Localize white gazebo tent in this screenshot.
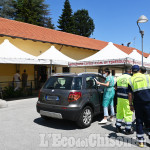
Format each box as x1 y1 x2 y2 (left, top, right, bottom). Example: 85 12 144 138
69 42 130 75
128 49 147 62
146 55 150 63
80 42 128 62
0 39 37 64
69 43 150 74
37 45 76 75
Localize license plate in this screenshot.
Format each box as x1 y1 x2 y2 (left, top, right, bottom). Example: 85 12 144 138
45 96 59 101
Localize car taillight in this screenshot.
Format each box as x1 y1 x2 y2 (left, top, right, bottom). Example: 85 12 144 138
68 92 81 102
38 91 40 99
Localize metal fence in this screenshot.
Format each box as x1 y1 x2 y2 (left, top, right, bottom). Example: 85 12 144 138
0 80 39 100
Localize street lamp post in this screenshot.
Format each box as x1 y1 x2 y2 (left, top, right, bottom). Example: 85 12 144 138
137 15 148 66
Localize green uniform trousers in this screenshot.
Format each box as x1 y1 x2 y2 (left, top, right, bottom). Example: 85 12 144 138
116 98 133 131
116 98 133 122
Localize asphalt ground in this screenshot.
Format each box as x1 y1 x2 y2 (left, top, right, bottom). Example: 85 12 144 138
0 98 150 150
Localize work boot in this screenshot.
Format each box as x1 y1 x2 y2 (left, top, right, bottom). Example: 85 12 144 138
138 142 144 148
116 127 122 133
125 129 134 135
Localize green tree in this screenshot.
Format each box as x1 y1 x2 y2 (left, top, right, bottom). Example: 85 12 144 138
57 0 74 33
0 0 16 19
44 17 55 29
73 9 95 37
14 0 55 28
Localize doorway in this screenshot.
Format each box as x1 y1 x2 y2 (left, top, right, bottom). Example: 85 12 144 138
34 65 47 89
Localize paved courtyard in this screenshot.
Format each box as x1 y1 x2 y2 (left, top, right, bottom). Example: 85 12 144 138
0 98 149 150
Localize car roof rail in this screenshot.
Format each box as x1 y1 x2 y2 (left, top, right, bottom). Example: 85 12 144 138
52 73 77 76
78 72 102 76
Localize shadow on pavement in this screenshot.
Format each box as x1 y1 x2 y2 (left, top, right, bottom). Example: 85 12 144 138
34 113 104 131
101 124 150 148
101 124 116 132
146 142 150 147
34 117 79 130
108 132 138 147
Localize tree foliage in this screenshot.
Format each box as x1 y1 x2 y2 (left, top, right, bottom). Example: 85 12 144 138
57 0 74 33
0 0 54 29
73 9 95 37
58 0 95 37
0 0 16 19
14 0 54 29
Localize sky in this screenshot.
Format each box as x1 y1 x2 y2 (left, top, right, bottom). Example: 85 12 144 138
45 0 150 54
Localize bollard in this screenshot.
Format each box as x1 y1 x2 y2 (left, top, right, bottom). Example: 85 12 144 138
0 99 8 108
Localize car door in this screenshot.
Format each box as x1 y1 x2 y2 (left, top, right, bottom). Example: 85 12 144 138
85 75 101 114
95 75 105 113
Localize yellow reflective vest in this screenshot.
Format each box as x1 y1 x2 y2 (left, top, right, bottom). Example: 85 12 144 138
116 74 131 99
129 73 150 102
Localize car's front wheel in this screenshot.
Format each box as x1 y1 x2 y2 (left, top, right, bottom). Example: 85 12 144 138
77 106 93 128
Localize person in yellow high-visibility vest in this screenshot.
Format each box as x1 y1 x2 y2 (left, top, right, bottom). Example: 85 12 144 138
115 65 134 134
128 65 150 148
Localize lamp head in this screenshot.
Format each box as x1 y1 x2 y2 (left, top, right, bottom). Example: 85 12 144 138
137 15 148 23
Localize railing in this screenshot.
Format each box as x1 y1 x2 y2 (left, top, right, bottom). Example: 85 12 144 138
0 80 40 100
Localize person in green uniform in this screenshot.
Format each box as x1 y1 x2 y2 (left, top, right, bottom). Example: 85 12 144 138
115 65 134 134
95 68 115 124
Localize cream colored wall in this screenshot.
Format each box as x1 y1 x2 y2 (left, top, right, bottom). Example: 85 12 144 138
115 69 123 77
0 64 34 82
0 64 16 81
54 45 97 60
0 37 97 59
0 37 52 56
70 67 98 74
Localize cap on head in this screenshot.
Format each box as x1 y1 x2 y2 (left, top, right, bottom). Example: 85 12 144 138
132 65 140 72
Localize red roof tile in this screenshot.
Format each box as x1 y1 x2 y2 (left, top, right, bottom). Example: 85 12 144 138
0 17 149 58
115 44 149 57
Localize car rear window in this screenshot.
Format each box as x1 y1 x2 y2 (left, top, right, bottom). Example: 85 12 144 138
43 76 73 90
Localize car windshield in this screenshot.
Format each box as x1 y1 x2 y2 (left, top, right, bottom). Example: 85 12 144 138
43 76 73 90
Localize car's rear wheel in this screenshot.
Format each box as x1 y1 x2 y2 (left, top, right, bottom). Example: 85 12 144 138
77 106 93 128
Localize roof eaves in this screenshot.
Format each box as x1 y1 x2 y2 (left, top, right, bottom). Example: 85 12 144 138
0 34 100 51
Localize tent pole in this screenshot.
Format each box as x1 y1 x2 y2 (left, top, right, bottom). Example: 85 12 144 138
50 60 52 76
85 67 86 72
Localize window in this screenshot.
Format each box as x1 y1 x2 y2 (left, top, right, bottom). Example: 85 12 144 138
95 75 105 89
63 67 70 73
95 76 105 83
44 76 73 90
72 77 82 90
86 76 96 89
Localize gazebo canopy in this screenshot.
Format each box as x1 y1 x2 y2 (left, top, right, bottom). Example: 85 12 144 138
146 55 150 63
80 42 128 62
0 39 37 64
37 45 76 65
128 50 147 62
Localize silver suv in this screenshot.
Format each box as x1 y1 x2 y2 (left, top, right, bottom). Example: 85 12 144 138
36 72 105 128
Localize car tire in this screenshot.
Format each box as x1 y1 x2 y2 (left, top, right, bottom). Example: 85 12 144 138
76 106 93 128
41 115 50 120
